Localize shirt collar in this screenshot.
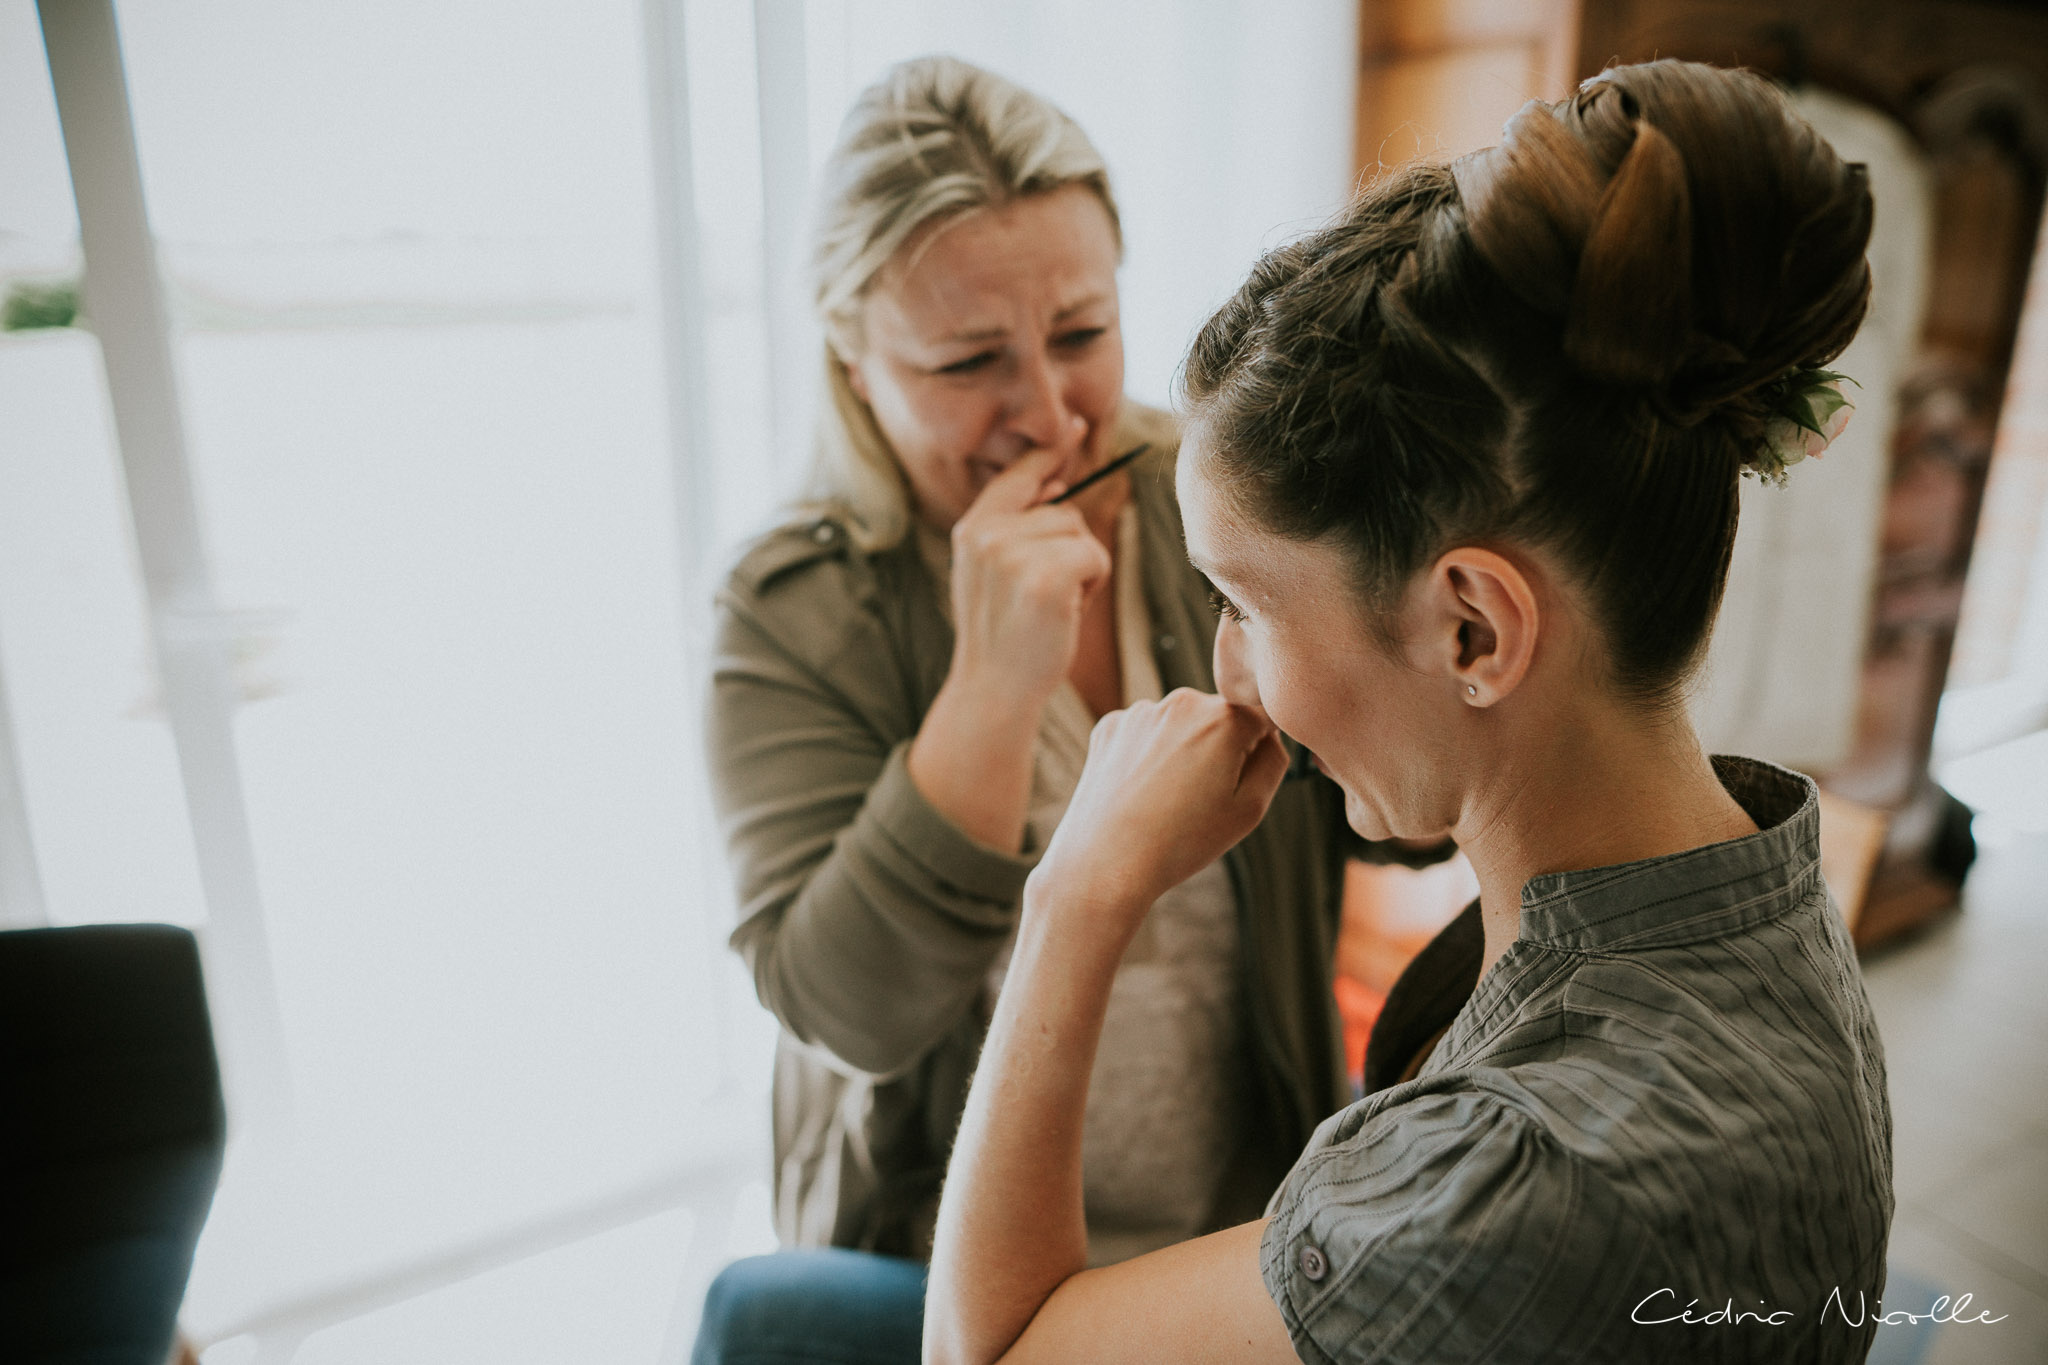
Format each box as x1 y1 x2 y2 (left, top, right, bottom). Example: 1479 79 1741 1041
1514 755 1824 952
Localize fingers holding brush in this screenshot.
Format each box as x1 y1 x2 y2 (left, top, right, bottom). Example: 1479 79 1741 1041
1047 443 1149 505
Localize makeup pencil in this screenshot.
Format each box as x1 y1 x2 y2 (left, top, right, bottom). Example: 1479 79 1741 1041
1048 444 1149 504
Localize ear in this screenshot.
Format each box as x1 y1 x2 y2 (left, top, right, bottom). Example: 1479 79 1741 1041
841 352 872 406
1421 547 1540 707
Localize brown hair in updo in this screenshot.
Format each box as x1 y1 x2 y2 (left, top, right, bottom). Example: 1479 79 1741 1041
1182 59 1872 703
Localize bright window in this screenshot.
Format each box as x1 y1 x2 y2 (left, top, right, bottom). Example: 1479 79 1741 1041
0 1 1360 1354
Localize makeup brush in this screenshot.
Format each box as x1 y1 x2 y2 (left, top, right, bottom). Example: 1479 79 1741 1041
1048 444 1149 504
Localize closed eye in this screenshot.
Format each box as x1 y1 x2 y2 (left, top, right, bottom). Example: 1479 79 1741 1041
1207 585 1245 622
936 351 997 376
1055 327 1106 350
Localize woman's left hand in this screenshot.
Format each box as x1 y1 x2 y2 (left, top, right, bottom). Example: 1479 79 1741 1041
1028 689 1288 935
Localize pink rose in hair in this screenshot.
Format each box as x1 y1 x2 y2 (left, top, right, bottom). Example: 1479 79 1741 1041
1761 376 1854 481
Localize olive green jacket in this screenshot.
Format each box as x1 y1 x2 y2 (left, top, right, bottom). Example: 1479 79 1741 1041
706 405 1354 1258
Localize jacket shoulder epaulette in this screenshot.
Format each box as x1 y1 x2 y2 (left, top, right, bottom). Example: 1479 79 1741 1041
725 514 855 599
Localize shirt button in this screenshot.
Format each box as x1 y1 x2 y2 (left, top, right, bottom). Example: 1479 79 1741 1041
1157 633 1176 653
810 523 835 545
1298 1244 1328 1282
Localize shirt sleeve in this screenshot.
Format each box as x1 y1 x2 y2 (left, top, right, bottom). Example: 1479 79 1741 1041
708 591 1035 1079
1260 1088 1682 1364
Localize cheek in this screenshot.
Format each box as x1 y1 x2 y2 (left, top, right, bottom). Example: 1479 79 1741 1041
865 373 1002 504
1073 347 1125 434
870 374 976 453
1247 629 1349 750
1255 630 1429 826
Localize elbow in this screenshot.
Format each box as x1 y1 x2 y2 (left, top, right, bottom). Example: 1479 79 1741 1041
922 1258 1065 1365
920 1314 1007 1365
828 1031 930 1081
924 1345 993 1365
925 1313 1052 1365
742 929 951 1079
920 1330 959 1365
780 1000 932 1079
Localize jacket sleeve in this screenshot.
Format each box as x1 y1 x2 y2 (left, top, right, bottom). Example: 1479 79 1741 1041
707 592 1033 1079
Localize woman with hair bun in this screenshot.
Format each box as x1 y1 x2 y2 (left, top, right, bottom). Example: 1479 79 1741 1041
924 59 1893 1365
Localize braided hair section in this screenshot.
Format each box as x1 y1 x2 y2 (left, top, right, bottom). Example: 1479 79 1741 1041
1183 59 1873 701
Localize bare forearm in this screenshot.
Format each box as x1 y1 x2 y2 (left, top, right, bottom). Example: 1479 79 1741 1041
907 670 1045 854
924 884 1133 1365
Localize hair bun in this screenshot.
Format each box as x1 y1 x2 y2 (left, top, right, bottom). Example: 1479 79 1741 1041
1565 117 1691 385
1451 62 1872 427
1450 100 1600 319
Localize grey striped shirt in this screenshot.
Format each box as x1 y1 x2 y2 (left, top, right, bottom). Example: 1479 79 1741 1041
1260 757 1893 1363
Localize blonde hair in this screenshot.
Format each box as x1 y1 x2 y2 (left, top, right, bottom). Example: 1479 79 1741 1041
805 55 1121 551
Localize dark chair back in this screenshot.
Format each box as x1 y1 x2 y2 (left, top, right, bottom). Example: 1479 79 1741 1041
0 924 227 1364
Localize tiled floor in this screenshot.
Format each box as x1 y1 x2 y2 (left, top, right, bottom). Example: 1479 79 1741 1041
1862 826 2048 1365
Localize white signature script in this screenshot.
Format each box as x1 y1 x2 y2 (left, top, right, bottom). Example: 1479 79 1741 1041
1632 1287 2008 1327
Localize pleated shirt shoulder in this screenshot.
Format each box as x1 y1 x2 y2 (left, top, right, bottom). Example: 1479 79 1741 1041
1260 756 1894 1365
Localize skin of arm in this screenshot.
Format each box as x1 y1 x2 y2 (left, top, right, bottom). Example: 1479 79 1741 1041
923 689 1302 1365
905 672 1042 856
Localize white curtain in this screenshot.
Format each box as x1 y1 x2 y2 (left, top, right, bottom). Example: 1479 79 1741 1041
1691 87 1933 773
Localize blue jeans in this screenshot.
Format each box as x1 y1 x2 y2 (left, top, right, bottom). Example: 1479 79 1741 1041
691 1249 927 1365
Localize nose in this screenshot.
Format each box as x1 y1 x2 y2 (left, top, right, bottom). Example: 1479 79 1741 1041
1006 350 1084 455
1213 614 1262 710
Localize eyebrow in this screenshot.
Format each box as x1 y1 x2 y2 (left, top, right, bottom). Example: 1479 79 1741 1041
938 294 1111 345
1186 536 1267 600
1185 548 1242 597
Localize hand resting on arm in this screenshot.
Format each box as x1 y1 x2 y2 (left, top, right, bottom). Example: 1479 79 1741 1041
923 688 1302 1365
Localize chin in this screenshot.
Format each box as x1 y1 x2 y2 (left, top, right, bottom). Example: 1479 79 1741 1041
1340 788 1392 843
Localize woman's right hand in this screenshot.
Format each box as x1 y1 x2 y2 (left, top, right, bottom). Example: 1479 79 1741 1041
907 447 1111 854
944 446 1112 707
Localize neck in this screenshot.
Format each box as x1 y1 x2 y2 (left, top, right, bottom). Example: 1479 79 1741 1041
1450 702 1757 983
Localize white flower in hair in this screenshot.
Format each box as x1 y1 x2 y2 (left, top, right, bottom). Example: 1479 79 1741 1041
1752 368 1857 486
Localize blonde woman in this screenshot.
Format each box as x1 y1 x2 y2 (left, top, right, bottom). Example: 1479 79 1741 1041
693 57 1378 1364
